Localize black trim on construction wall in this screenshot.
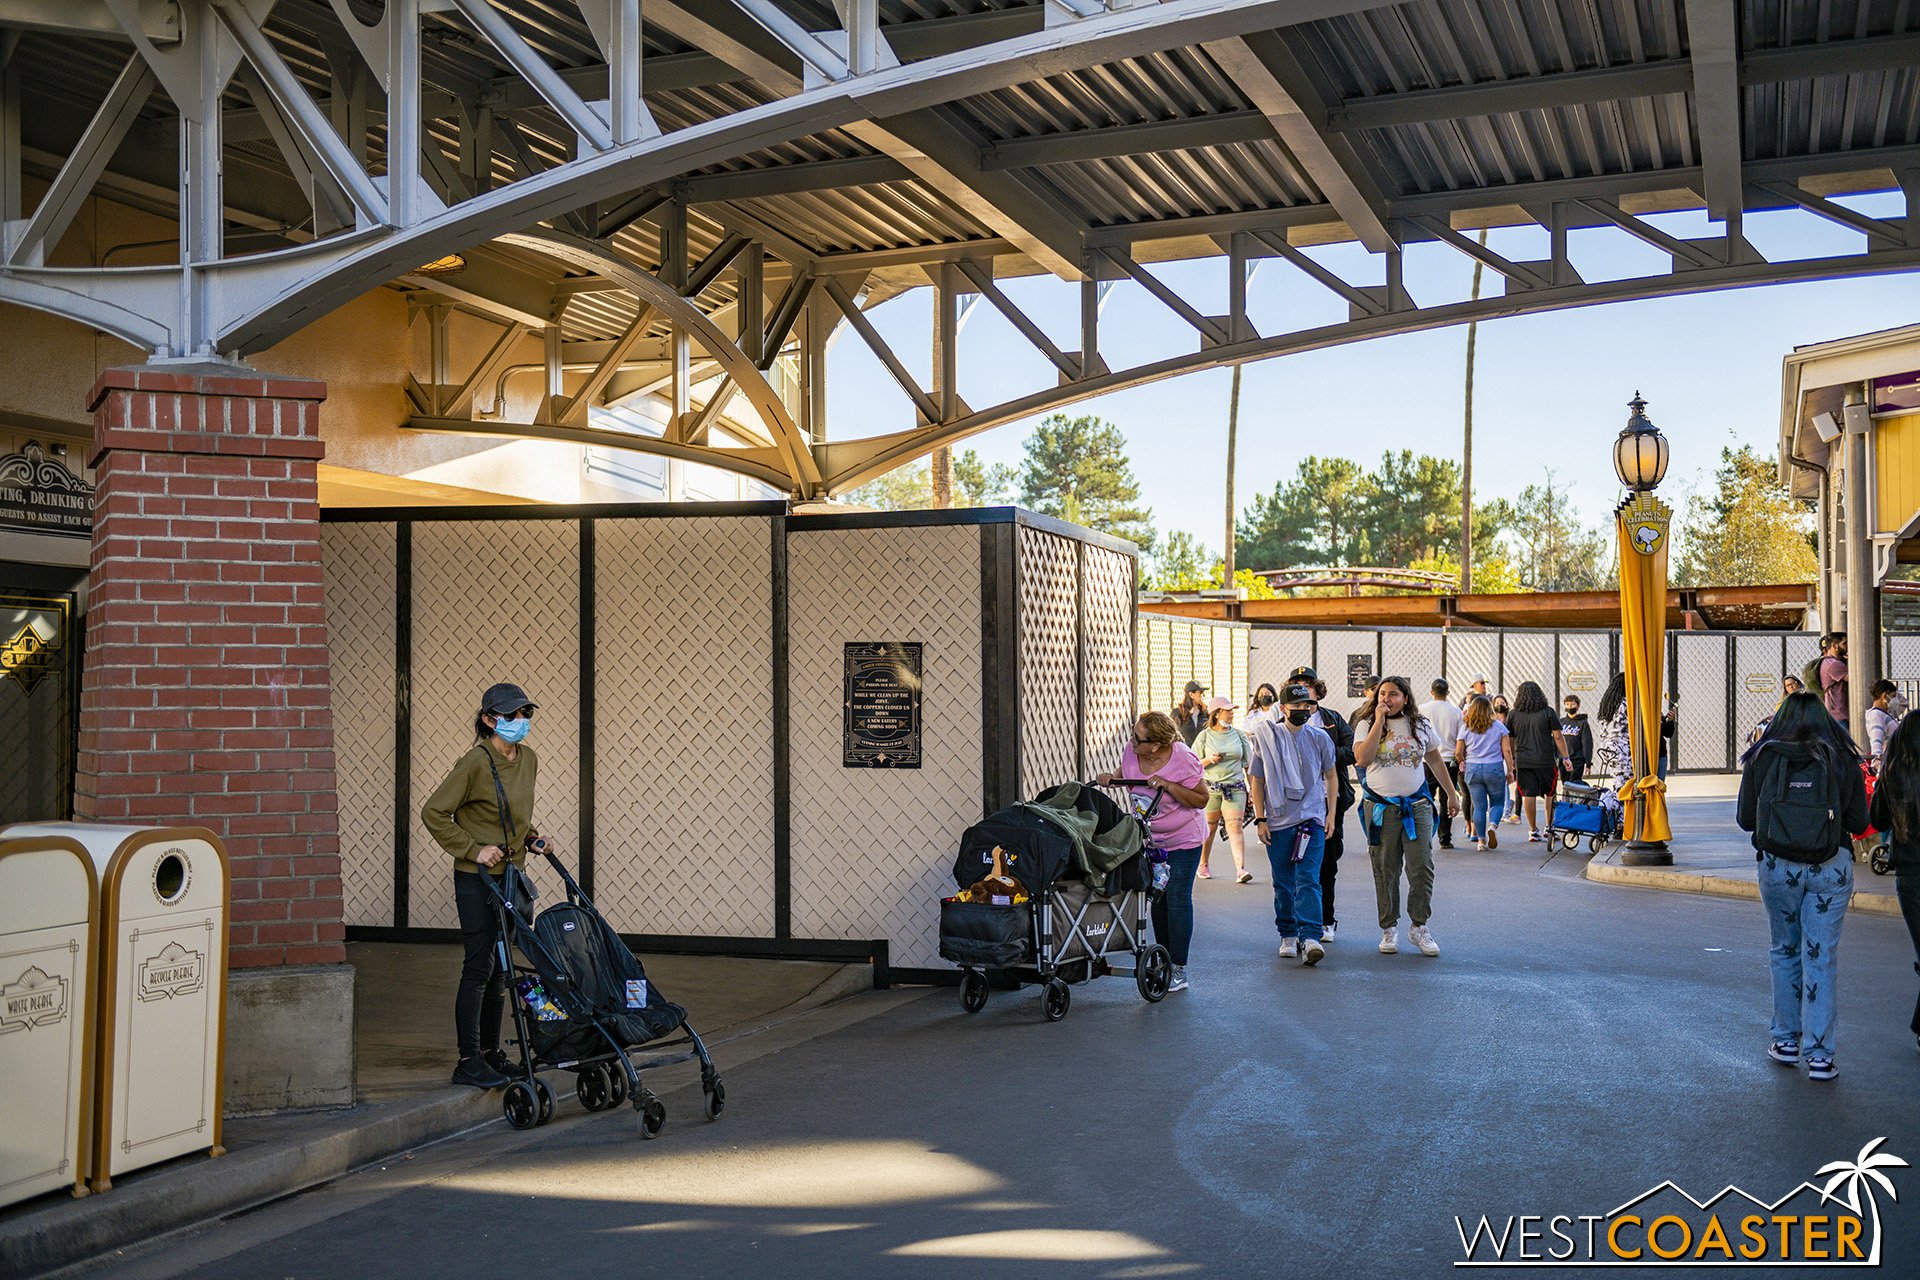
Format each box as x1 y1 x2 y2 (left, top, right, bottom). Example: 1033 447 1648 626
392 522 413 930
323 500 789 524
771 512 791 939
578 519 597 897
1074 540 1088 782
989 522 1021 810
346 925 881 964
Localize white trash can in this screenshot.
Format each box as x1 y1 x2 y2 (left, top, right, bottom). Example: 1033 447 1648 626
3 823 230 1192
0 832 99 1207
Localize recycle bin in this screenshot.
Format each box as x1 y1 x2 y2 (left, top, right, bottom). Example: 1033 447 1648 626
0 832 99 1206
2 823 230 1192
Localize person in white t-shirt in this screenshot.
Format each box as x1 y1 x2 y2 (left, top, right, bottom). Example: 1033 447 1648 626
1421 678 1464 850
1355 675 1459 958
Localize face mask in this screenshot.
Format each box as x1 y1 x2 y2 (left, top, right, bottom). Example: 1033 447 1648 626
1286 708 1314 726
1564 707 1577 716
494 717 531 744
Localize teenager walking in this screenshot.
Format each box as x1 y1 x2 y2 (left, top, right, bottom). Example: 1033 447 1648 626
1247 682 1339 966
1195 697 1254 883
1735 692 1868 1081
1454 694 1515 849
1296 669 1356 942
1866 711 1920 1057
1509 682 1571 842
1595 673 1631 783
1559 695 1592 782
1174 680 1210 746
1866 679 1902 765
1421 678 1464 850
1355 676 1459 957
1816 633 1850 731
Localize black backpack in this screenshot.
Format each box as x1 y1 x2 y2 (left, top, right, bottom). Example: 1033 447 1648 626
1757 746 1843 862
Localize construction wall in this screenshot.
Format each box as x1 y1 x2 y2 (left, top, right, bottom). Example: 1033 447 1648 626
321 504 1136 979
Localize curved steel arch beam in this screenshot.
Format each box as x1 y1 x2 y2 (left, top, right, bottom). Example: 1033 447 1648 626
0 267 179 352
494 229 820 491
820 248 1920 494
197 0 1366 353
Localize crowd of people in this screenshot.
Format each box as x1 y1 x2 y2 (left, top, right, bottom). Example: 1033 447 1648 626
1107 656 1920 1089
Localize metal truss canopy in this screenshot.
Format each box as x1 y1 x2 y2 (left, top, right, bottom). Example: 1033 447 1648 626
1 0 1917 498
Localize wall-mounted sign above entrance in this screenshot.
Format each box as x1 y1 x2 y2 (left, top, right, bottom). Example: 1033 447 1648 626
844 641 923 768
0 441 93 536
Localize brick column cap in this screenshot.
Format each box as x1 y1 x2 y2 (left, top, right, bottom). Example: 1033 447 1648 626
88 362 328 414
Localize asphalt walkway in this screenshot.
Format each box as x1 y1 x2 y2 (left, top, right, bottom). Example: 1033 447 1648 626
66 826 1920 1279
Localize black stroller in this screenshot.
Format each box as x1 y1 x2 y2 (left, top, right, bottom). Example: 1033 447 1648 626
481 849 724 1137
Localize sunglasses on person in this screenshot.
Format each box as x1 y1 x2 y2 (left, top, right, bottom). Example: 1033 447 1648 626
1133 734 1162 747
497 707 534 720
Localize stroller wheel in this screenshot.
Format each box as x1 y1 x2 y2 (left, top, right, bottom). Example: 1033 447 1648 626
959 969 989 1014
1561 832 1578 851
607 1066 630 1109
534 1078 555 1125
1041 978 1071 1023
502 1080 540 1131
703 1078 726 1122
576 1065 611 1113
1136 944 1172 1003
1589 837 1604 854
638 1093 667 1139
1871 846 1893 875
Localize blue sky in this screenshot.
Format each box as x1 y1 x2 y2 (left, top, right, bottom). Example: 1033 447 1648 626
826 195 1920 556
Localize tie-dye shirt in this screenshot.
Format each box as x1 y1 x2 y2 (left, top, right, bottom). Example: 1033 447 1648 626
1356 715 1440 798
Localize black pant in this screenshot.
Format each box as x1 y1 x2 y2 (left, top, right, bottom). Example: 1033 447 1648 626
454 870 509 1060
1426 763 1459 845
1899 870 1920 1038
1321 795 1350 926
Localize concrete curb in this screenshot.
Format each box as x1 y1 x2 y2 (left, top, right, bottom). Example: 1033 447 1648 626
1584 859 1904 917
1 963 886 1278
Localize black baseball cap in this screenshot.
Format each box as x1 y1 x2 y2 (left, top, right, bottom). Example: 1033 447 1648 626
1185 679 1208 693
1283 683 1317 704
1289 665 1318 683
481 682 538 715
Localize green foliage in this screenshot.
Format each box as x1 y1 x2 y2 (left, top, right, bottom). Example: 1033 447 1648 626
1675 445 1818 586
1498 470 1609 591
841 449 1012 511
1148 531 1278 598
1016 413 1155 550
1367 449 1464 566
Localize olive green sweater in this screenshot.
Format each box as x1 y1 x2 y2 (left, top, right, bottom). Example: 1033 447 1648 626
422 740 541 874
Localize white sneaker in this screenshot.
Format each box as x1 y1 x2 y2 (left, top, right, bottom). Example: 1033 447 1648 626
1322 922 1336 943
1168 965 1189 993
1474 840 1485 851
1277 937 1299 959
1410 924 1440 957
1378 928 1399 954
1301 939 1325 966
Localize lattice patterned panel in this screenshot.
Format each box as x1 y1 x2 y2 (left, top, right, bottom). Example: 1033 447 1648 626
408 521 581 930
1674 634 1730 770
788 525 983 970
1250 628 1313 694
1230 627 1249 712
1315 630 1377 720
1138 617 1169 713
1018 526 1079 794
1081 546 1135 779
593 517 775 937
1734 634 1789 746
1167 622 1194 711
1887 634 1920 681
1381 630 1443 698
1557 633 1613 703
1502 631 1553 702
321 523 398 928
1444 631 1498 702
1785 632 1820 685
1209 625 1236 706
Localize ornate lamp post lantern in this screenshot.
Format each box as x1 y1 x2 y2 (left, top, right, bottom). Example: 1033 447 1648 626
1614 393 1674 865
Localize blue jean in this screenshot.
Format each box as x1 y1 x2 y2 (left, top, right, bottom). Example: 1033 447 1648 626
1756 850 1852 1057
1151 845 1202 966
1463 762 1506 841
1266 821 1326 941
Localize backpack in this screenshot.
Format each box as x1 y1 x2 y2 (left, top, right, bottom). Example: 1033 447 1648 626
1801 657 1824 694
1756 746 1843 862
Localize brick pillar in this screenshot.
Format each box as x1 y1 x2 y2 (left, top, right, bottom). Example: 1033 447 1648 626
78 364 344 971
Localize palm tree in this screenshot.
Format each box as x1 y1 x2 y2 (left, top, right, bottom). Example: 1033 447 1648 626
1817 1136 1909 1263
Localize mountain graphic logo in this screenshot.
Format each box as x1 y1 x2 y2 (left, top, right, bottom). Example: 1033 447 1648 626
1455 1137 1907 1266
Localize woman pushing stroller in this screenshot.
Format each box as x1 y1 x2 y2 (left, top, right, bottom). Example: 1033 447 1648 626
423 681 554 1090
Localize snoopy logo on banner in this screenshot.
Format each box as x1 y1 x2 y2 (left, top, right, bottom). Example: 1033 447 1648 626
1631 522 1665 555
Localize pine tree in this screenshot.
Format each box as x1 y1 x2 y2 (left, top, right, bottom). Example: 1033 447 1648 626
1016 413 1155 549
843 449 1010 510
1499 471 1608 591
1676 446 1818 585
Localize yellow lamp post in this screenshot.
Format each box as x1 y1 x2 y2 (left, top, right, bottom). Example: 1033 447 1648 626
1614 393 1674 864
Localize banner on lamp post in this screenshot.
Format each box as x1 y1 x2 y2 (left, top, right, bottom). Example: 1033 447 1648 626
1615 491 1673 843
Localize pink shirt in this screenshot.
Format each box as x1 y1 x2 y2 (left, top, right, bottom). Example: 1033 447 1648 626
1119 740 1208 851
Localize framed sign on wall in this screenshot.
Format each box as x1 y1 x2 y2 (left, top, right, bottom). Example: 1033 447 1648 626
844 641 923 768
